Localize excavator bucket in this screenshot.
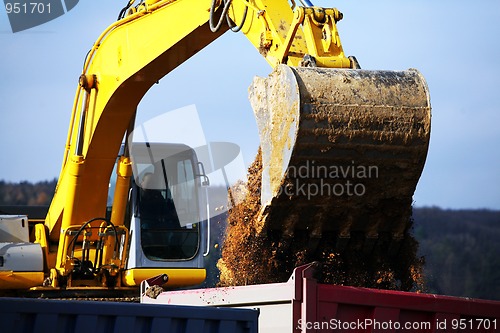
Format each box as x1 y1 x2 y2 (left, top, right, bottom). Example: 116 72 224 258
248 65 431 247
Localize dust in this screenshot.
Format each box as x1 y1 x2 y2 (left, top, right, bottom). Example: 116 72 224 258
217 149 425 292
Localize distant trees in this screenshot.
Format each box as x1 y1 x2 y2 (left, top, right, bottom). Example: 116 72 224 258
413 207 500 300
0 179 56 206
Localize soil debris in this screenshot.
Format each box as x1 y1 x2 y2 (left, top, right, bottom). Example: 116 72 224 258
217 149 425 291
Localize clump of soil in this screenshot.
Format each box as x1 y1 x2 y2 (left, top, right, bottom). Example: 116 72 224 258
217 149 425 292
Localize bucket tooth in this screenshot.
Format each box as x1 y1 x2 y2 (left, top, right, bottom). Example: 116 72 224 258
362 235 378 255
335 234 351 252
388 236 404 257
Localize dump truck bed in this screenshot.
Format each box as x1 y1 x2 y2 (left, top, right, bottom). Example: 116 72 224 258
0 297 258 333
143 263 500 333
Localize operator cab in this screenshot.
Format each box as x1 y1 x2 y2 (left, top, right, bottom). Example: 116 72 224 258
132 143 203 262
108 142 209 288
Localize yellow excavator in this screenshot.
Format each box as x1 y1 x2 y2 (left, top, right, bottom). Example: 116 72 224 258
0 0 430 295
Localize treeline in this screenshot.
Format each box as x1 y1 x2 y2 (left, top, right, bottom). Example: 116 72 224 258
0 180 499 300
413 207 500 300
0 179 56 206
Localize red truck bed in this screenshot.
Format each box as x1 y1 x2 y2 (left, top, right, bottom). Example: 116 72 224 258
142 263 500 332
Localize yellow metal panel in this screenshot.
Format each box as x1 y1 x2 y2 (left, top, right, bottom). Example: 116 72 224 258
0 271 45 289
123 268 206 288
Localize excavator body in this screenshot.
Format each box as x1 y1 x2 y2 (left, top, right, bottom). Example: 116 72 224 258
0 0 430 294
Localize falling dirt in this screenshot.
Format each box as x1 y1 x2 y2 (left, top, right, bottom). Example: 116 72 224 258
217 149 425 292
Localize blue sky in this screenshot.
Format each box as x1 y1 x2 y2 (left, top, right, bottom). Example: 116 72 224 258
1 0 499 210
